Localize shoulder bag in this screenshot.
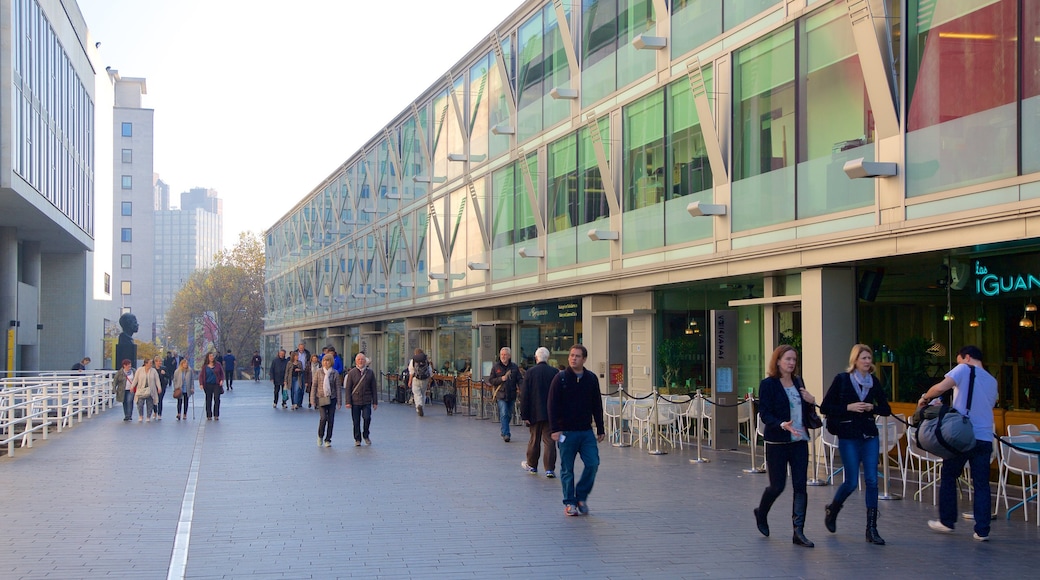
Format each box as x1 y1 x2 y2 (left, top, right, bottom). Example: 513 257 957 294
913 366 977 459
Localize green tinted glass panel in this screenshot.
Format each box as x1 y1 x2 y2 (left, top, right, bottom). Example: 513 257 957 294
617 0 656 89
582 0 618 107
666 72 713 246
723 0 780 31
623 90 665 253
517 13 544 143
671 0 723 59
543 4 571 131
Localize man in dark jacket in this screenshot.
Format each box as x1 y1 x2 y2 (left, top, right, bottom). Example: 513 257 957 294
548 344 604 517
251 351 263 381
343 353 379 446
520 346 558 477
223 350 236 390
270 349 289 408
489 347 521 442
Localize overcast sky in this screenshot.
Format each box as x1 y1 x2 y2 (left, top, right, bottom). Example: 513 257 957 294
77 0 522 247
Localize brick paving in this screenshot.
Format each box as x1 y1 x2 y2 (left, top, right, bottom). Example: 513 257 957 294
1 382 1037 579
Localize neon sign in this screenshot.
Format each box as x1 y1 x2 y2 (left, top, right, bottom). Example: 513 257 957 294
974 261 1040 297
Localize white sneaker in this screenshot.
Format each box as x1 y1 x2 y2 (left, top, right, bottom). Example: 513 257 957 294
928 520 954 533
973 532 989 541
521 461 536 474
318 437 323 447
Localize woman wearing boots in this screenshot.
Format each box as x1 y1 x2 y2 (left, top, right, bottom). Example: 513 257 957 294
754 345 817 547
820 344 891 545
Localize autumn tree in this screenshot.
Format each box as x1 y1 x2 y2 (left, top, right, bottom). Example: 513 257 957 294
165 232 265 367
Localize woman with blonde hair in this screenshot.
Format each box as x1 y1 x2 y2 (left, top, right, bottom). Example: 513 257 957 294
820 344 891 545
172 358 195 420
754 345 817 547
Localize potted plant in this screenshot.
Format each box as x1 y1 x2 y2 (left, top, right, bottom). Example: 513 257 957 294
658 338 696 394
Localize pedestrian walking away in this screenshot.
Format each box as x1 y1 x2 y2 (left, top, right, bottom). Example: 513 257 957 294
548 344 605 517
270 349 288 408
312 354 340 446
917 345 998 541
520 346 559 478
408 348 432 417
199 351 226 420
343 353 378 446
820 344 891 545
223 350 236 390
489 346 520 442
754 345 817 547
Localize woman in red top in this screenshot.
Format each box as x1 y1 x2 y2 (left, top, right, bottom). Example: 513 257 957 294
198 352 226 420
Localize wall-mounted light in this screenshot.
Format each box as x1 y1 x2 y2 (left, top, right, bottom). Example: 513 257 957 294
413 175 447 183
518 247 544 258
491 123 515 135
372 287 388 295
447 153 489 163
429 273 448 280
687 201 727 217
397 281 415 288
1027 299 1037 312
550 87 578 100
586 229 619 241
467 262 490 270
633 34 667 50
843 158 898 179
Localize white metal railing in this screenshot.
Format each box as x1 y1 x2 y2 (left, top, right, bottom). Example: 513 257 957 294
1 371 115 457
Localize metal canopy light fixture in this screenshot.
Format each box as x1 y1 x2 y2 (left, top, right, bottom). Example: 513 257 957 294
687 201 727 217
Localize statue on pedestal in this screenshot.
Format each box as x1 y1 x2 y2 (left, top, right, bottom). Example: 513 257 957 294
115 313 138 369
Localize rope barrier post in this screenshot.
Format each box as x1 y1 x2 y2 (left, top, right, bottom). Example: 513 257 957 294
476 379 488 420
689 393 710 464
807 419 826 486
648 388 666 455
743 398 766 474
878 415 901 500
612 385 631 448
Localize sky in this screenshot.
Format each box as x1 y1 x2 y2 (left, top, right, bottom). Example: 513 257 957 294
77 0 523 248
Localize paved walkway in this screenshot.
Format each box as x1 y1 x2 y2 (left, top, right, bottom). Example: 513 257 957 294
1 381 1037 579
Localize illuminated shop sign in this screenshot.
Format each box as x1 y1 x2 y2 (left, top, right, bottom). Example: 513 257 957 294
973 260 1040 297
519 301 580 322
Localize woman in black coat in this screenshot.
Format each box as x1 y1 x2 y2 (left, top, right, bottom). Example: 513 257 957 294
819 343 891 545
754 345 818 547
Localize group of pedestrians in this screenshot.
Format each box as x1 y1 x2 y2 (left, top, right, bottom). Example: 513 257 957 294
112 350 235 422
304 352 379 447
754 342 998 547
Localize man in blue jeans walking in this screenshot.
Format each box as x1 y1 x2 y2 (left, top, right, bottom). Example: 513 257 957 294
489 347 520 442
548 344 605 516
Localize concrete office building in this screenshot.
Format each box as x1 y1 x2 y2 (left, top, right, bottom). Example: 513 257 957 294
154 187 223 346
0 0 113 371
265 0 1040 420
110 71 156 342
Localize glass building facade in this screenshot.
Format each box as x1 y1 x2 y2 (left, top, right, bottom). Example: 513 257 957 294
265 0 1040 425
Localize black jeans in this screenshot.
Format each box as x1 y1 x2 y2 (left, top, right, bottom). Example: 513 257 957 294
273 382 284 404
759 440 809 518
177 392 190 416
318 399 337 441
204 383 221 418
938 439 993 536
156 382 167 417
351 404 372 441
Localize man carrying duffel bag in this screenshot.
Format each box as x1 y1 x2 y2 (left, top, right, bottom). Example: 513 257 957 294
915 345 997 541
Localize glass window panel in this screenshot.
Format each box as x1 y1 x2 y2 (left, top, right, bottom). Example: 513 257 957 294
121 281 131 295
582 0 618 107
432 90 451 181
121 148 132 163
548 135 578 269
1024 1 1040 173
516 154 539 277
617 0 657 89
723 0 780 31
671 0 723 59
488 37 512 160
517 13 544 143
447 75 466 181
121 228 132 242
906 0 1016 196
543 4 571 130
666 74 714 246
623 90 665 253
469 54 490 164
491 165 517 280
796 3 875 218
121 254 131 268
121 175 132 189
121 122 132 137
120 201 132 216
577 117 611 263
733 27 795 231
401 112 428 201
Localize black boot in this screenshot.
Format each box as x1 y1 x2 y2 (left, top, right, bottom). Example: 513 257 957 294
792 494 814 547
866 507 885 545
824 501 843 533
754 507 770 537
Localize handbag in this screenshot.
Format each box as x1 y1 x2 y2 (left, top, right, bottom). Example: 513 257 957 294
795 378 823 430
913 367 977 459
318 395 331 407
173 387 182 399
282 387 290 402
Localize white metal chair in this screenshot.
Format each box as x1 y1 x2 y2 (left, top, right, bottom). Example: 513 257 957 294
876 415 907 490
626 399 654 449
905 427 942 504
647 401 681 450
1008 423 1040 442
602 395 624 445
819 420 843 485
997 435 1039 523
664 394 693 443
737 401 754 446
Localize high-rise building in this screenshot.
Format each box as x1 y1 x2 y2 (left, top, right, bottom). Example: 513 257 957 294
110 71 156 342
0 0 109 371
154 188 223 345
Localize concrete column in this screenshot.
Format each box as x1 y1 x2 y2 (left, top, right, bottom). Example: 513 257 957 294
22 242 41 370
0 228 17 372
800 268 858 400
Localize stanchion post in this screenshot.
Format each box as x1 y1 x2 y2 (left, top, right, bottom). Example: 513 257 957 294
689 393 709 464
743 398 766 474
807 419 827 486
648 388 666 455
878 415 901 500
612 385 631 448
476 379 489 420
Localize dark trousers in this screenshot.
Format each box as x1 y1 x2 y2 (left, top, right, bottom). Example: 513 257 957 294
759 441 809 519
226 372 234 389
318 399 337 441
526 420 557 471
254 366 261 380
156 383 167 417
273 382 284 404
177 392 190 416
939 439 993 536
203 383 221 418
351 404 372 441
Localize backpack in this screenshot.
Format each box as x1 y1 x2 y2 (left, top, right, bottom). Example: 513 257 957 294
413 355 432 380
